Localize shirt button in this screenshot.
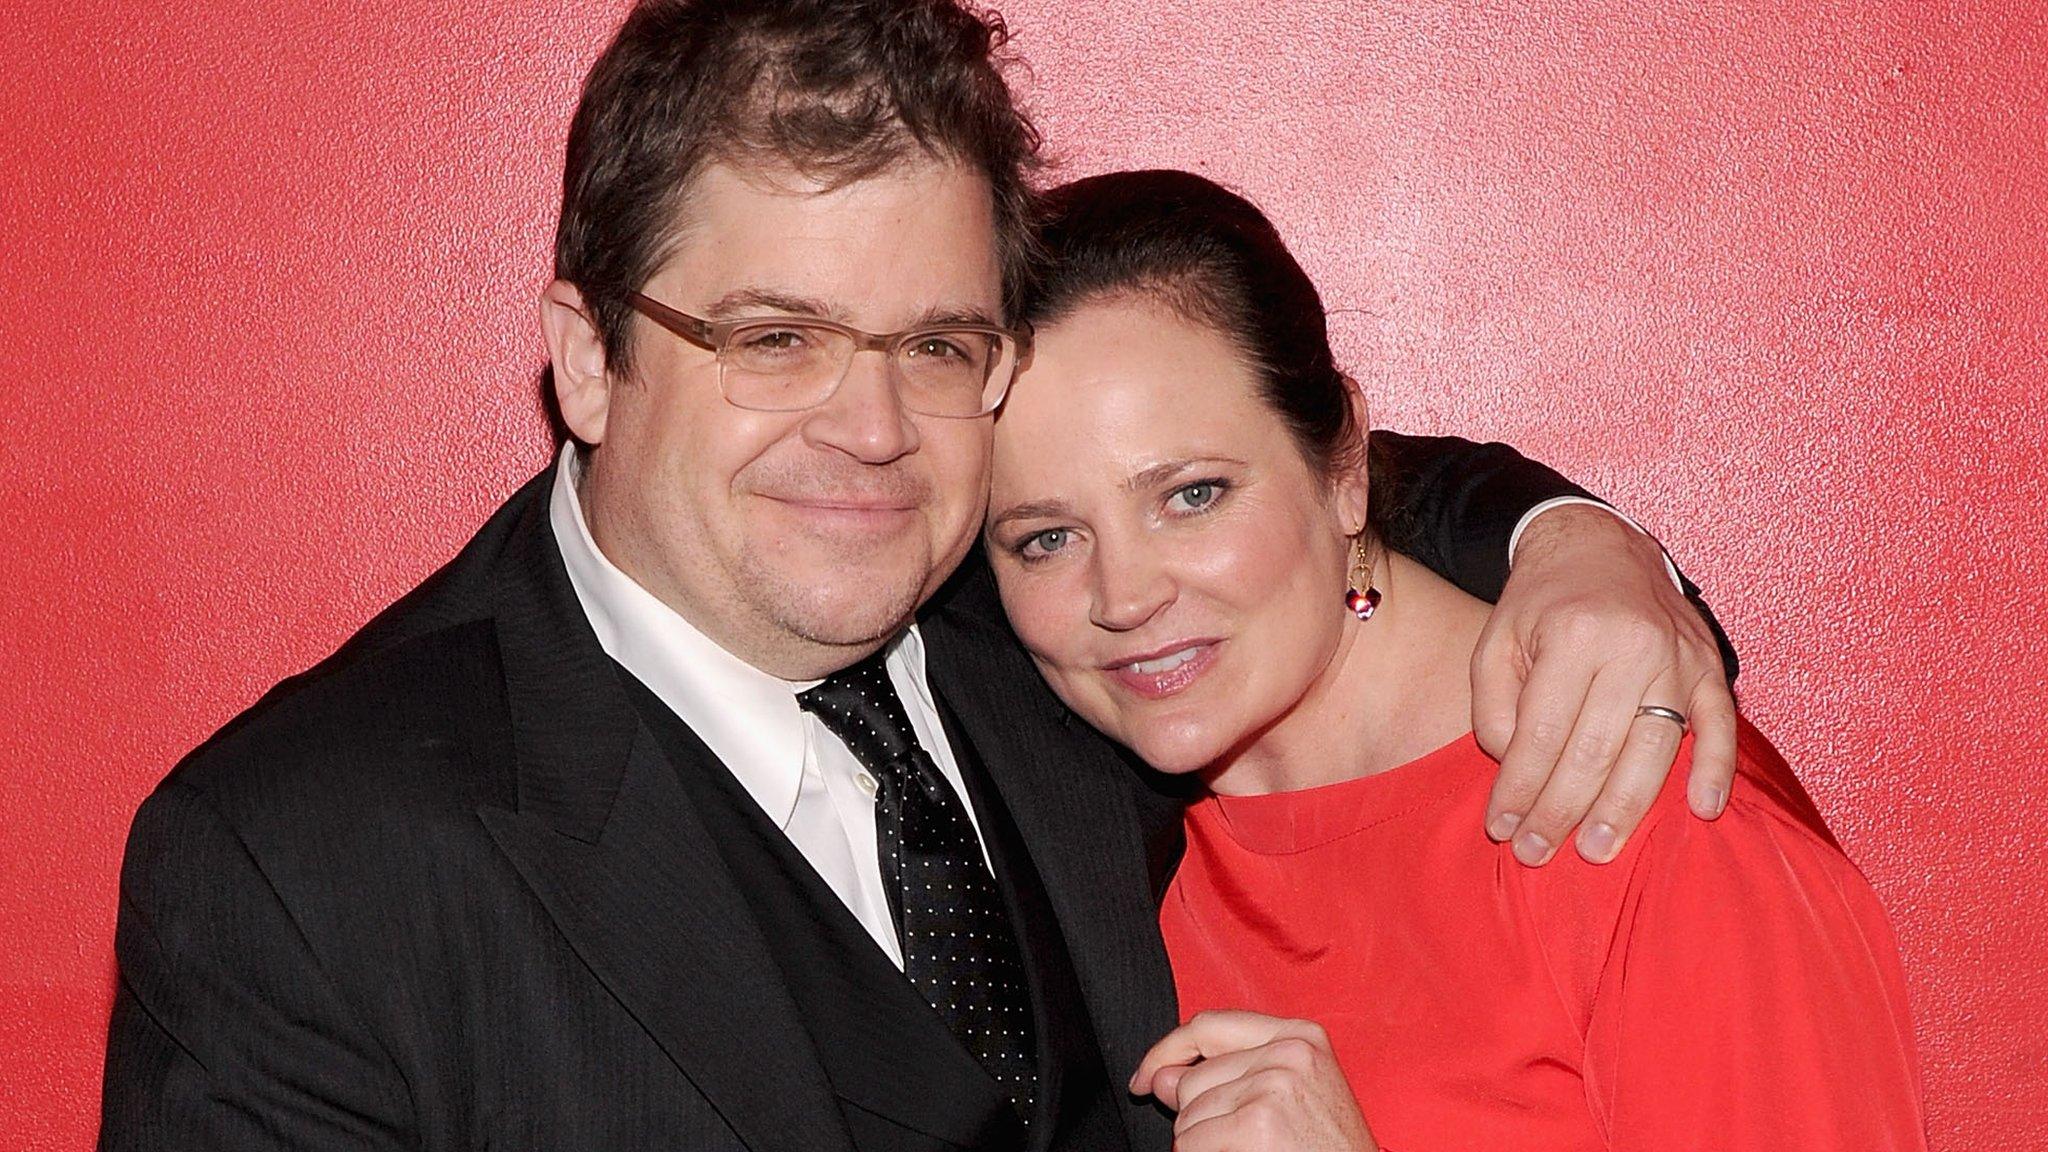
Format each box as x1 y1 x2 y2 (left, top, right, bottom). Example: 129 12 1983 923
855 771 878 798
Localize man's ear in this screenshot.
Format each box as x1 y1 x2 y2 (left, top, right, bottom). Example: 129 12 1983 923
1333 374 1374 535
540 280 614 445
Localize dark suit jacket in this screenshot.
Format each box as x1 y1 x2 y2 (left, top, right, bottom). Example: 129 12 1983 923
101 433 1720 1150
99 465 1185 1152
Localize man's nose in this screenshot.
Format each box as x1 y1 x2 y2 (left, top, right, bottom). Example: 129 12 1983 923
800 349 919 463
1088 530 1175 633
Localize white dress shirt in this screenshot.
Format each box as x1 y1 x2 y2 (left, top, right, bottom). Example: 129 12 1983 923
1511 496 1685 588
547 445 987 969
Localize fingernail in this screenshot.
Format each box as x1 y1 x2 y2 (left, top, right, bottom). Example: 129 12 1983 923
1578 822 1618 863
1513 829 1553 866
1487 812 1522 841
1702 786 1728 818
1127 1069 1143 1094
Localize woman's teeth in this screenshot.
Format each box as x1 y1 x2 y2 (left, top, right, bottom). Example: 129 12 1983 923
1128 647 1201 675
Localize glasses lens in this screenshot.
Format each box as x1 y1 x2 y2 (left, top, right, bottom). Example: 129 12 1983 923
719 321 854 411
716 321 1019 416
898 330 1014 417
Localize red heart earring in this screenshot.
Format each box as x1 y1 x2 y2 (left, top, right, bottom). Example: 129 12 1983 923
1345 535 1382 622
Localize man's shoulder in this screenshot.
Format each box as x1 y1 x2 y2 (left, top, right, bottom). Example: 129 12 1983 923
165 612 514 835
160 471 556 836
920 545 1012 642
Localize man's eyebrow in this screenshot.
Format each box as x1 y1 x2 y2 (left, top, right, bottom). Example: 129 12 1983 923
915 305 1005 329
699 290 1003 331
701 288 836 319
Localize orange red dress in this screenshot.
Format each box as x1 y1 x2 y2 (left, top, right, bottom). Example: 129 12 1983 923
1160 722 1926 1150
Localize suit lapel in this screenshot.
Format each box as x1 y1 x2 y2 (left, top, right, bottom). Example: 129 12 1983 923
939 700 1131 1152
622 670 1026 1150
476 484 852 1152
919 559 1181 1111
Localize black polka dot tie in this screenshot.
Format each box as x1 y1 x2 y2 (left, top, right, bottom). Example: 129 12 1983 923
798 651 1039 1123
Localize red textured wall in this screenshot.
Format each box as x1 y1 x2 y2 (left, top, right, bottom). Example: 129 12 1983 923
5 0 2044 1145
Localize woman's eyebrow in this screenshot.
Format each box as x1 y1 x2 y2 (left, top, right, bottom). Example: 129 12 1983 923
989 456 1250 531
988 498 1071 530
1123 457 1247 492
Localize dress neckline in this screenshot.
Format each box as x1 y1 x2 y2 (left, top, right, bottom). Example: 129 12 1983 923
1197 732 1488 855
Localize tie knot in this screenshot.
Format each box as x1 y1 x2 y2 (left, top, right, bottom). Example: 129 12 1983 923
796 648 921 766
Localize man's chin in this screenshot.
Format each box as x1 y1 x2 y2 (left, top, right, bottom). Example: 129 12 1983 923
761 571 930 650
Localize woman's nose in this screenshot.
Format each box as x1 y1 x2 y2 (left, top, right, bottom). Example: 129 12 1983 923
1088 533 1175 632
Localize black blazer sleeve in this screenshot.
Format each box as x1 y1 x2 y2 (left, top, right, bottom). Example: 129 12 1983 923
99 782 414 1151
1369 430 1739 683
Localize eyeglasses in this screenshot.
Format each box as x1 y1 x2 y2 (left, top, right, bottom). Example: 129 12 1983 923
626 292 1030 419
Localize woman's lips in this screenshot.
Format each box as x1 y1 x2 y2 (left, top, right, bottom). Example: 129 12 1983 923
1106 640 1222 700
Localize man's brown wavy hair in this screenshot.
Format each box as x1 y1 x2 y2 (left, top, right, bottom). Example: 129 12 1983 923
554 0 1042 383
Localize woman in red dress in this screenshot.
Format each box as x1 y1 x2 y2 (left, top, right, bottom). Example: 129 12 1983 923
984 169 1925 1151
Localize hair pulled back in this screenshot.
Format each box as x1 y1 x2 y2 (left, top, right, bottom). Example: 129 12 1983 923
1024 170 1368 481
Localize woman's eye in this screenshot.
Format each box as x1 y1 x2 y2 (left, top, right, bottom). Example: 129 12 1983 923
1168 481 1222 512
1019 528 1070 559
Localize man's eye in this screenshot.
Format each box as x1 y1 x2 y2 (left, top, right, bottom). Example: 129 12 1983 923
1019 528 1070 559
910 336 971 361
742 329 809 352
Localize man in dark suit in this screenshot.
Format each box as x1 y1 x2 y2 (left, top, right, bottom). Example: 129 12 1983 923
99 1 1736 1149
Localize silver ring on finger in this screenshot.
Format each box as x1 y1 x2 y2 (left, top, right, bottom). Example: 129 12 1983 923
1634 704 1689 731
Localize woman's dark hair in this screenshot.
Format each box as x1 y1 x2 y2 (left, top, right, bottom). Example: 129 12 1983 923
1025 170 1392 522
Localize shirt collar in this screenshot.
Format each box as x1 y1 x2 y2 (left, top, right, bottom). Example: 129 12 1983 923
547 445 933 826
549 444 816 826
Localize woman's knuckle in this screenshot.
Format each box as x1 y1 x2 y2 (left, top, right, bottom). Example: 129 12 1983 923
1269 1037 1315 1067
1242 1100 1283 1139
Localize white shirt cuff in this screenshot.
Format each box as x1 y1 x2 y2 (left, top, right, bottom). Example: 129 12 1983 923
1508 496 1686 591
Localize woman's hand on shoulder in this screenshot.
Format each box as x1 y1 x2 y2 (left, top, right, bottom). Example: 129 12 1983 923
1130 1010 1379 1152
1473 503 1738 868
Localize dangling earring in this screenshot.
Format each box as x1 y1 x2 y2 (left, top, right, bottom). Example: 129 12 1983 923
1344 534 1382 622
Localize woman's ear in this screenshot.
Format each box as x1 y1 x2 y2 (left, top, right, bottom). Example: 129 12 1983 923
1332 374 1373 535
540 280 613 445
